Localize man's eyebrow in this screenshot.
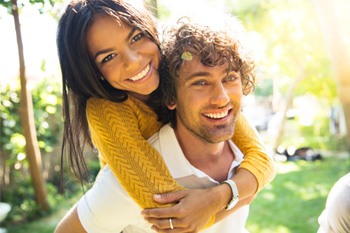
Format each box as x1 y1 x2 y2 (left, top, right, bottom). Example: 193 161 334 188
94 27 137 60
186 71 210 80
185 68 232 80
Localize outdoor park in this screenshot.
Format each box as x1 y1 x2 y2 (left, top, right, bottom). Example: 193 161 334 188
0 0 350 232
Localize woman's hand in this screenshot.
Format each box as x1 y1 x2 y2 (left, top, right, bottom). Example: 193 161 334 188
141 187 228 233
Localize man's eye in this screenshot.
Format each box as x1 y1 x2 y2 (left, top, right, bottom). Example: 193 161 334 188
193 80 207 85
131 32 145 43
225 75 238 82
101 54 116 63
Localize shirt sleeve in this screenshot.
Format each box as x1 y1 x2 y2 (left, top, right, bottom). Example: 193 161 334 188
232 113 276 193
77 166 140 233
86 97 184 209
317 173 350 233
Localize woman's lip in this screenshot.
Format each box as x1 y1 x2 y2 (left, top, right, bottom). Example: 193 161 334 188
128 64 150 81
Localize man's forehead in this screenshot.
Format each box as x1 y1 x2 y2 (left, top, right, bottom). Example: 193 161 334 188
179 56 231 78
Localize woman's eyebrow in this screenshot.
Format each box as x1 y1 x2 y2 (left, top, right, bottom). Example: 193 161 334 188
94 27 138 60
94 48 114 60
126 27 137 41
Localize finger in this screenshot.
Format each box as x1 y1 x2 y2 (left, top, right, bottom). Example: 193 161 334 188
142 206 178 218
151 225 188 233
153 190 188 204
149 218 189 233
145 217 180 229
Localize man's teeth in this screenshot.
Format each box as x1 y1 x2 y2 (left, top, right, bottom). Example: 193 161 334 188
129 65 150 81
205 111 228 119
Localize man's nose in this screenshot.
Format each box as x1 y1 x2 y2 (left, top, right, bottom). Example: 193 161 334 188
210 83 230 107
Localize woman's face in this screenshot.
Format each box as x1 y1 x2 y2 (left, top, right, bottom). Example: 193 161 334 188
86 15 160 99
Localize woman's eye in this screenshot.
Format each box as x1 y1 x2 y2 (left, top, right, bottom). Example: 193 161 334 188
101 54 116 63
131 32 145 43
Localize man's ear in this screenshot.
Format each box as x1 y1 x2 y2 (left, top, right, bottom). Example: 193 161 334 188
167 102 176 110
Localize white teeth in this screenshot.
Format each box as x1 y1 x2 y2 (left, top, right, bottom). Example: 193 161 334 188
129 65 150 81
204 111 229 119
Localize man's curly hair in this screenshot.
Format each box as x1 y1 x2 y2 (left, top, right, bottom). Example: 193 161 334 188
157 16 256 126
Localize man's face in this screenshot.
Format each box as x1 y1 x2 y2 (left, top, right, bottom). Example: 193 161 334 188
169 57 243 144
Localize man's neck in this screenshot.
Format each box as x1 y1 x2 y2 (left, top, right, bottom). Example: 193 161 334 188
173 125 234 182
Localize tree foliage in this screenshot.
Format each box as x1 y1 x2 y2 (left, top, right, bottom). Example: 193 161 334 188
230 0 337 101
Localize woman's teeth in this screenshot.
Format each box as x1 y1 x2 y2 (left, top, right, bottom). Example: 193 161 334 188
129 65 150 81
204 111 228 119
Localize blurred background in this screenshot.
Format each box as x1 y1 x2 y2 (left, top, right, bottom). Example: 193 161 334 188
0 0 349 232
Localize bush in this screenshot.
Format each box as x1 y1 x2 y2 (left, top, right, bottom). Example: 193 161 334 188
0 77 65 225
279 115 347 151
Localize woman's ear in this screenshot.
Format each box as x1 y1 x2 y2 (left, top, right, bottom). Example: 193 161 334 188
167 102 176 110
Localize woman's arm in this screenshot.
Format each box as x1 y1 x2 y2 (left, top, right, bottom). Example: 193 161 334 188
232 113 276 194
55 205 86 233
54 97 217 231
142 169 257 230
87 97 185 208
142 113 275 231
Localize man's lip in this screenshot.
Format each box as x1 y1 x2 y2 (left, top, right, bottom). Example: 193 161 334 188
203 108 232 119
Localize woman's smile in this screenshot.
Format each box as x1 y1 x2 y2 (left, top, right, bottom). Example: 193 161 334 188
87 15 160 96
128 63 151 81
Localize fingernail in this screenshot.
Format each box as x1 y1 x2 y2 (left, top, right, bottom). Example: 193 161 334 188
154 194 162 199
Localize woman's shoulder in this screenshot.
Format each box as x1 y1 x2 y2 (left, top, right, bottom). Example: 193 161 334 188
86 97 128 118
87 97 132 110
86 96 153 115
87 97 125 106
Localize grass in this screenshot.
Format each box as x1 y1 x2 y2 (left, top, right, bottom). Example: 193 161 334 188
3 155 349 233
5 195 81 233
247 155 350 233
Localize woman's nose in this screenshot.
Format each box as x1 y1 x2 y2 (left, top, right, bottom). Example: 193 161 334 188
122 48 140 70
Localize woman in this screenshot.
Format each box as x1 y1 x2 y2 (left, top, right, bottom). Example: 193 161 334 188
55 0 275 231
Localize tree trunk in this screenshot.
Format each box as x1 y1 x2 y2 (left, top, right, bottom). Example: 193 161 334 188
272 68 304 154
11 0 49 210
314 0 350 152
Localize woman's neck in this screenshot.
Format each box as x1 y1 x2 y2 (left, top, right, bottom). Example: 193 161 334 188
129 92 150 102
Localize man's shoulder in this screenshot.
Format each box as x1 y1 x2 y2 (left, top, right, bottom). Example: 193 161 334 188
228 140 244 161
147 130 160 146
147 124 173 148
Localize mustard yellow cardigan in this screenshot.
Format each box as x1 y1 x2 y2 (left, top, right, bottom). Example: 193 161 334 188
87 96 275 223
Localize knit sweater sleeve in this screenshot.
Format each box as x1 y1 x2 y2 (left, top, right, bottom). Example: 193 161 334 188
86 97 184 208
232 113 276 193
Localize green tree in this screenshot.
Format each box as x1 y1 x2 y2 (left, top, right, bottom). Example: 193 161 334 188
315 0 350 151
231 0 338 151
144 0 158 17
0 0 55 211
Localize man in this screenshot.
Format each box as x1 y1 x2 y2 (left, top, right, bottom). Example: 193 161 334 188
317 172 350 233
64 16 257 232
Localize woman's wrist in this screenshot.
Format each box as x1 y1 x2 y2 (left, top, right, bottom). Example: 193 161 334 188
221 180 239 210
230 168 257 199
209 183 233 211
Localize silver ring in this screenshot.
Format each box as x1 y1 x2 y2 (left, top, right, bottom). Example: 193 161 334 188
169 218 174 230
